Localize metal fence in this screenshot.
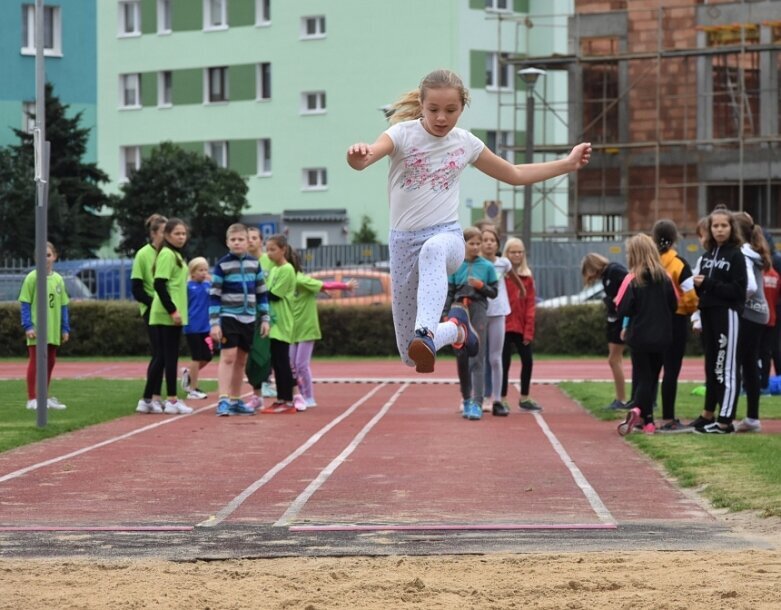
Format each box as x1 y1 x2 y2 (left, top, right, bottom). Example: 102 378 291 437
1 239 705 301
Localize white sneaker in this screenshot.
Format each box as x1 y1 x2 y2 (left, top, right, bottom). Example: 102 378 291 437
47 396 67 410
150 399 164 414
482 397 492 413
735 418 761 433
246 394 262 410
26 399 37 410
261 382 277 398
136 399 152 414
305 397 317 408
187 388 208 400
293 394 307 412
164 399 193 415
181 367 191 392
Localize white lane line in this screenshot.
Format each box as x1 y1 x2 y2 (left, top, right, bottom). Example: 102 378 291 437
531 412 616 525
0 404 216 485
197 383 388 528
273 383 408 528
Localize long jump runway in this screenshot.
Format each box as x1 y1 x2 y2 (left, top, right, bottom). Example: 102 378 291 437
0 359 758 559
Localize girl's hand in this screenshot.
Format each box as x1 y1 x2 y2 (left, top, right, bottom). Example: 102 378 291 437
620 328 627 342
259 321 270 337
61 332 69 344
345 279 358 291
467 276 484 289
171 311 182 326
25 329 36 340
693 275 704 287
568 143 592 170
210 325 222 344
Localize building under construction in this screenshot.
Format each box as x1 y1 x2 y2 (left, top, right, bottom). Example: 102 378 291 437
493 0 781 239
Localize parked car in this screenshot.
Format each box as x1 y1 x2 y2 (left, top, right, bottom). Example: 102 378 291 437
0 272 94 302
536 281 605 308
309 268 392 306
53 259 134 300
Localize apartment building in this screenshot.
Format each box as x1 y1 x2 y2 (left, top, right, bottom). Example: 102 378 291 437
0 0 97 161
98 0 572 246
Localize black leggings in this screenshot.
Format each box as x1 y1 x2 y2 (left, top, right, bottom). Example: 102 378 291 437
144 324 182 399
739 317 764 420
631 349 664 423
660 314 688 420
501 332 533 396
270 338 294 402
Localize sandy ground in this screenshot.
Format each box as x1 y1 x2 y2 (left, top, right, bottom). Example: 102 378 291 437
2 514 780 609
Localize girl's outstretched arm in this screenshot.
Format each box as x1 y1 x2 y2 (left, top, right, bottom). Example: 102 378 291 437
473 142 591 186
346 133 394 171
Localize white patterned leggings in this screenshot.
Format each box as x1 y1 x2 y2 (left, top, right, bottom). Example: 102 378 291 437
389 222 464 367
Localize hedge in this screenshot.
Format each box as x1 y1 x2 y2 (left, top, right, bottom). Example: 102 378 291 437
0 301 702 358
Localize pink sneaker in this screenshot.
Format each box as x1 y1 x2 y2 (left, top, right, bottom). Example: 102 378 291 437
246 395 262 410
293 393 307 412
617 407 641 436
642 422 656 435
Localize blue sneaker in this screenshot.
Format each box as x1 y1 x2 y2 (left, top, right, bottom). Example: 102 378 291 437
407 328 436 373
461 399 471 418
447 305 479 358
229 400 256 416
466 399 482 421
216 399 231 417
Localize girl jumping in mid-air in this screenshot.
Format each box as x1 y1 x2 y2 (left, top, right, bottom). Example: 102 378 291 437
347 69 591 373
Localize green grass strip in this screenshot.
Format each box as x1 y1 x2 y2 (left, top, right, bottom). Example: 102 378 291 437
562 380 781 517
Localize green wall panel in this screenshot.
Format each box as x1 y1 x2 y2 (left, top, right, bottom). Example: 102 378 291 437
141 144 156 159
178 141 206 155
141 0 156 34
172 68 202 105
228 139 257 176
172 0 202 31
229 64 256 101
470 50 487 89
469 0 483 9
140 72 157 107
228 0 255 27
514 0 529 13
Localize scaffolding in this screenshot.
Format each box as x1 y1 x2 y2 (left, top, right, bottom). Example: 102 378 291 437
490 0 781 240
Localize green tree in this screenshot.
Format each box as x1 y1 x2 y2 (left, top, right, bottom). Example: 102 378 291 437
113 142 249 258
2 83 113 258
352 215 379 244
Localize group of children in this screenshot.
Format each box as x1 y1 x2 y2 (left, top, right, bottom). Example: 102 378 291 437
442 224 540 420
130 217 354 417
584 207 780 436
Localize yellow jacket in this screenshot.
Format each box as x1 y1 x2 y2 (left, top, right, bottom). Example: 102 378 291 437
660 249 698 315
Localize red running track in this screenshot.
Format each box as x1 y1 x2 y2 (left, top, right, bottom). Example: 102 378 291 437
0 358 713 532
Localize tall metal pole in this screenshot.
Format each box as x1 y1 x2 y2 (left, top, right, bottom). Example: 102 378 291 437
522 90 535 255
518 68 545 256
34 0 49 428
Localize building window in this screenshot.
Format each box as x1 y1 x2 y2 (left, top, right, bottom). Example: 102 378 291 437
118 1 141 36
22 101 36 133
257 62 271 100
579 214 623 239
256 0 270 25
120 146 141 181
302 168 327 190
487 130 514 163
205 141 228 168
257 139 271 175
157 0 172 34
486 52 512 90
206 67 228 103
119 74 141 108
582 63 619 144
204 0 227 30
301 91 326 114
158 71 172 107
485 0 510 11
21 4 61 55
301 15 325 39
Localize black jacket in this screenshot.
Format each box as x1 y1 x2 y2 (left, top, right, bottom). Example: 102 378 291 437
696 244 747 312
617 271 677 352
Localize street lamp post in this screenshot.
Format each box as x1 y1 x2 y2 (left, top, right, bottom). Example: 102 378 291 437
517 68 545 255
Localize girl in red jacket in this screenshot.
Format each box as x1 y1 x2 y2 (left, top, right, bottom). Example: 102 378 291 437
500 237 540 412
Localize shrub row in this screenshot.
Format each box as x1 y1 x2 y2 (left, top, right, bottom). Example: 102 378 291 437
0 302 702 358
